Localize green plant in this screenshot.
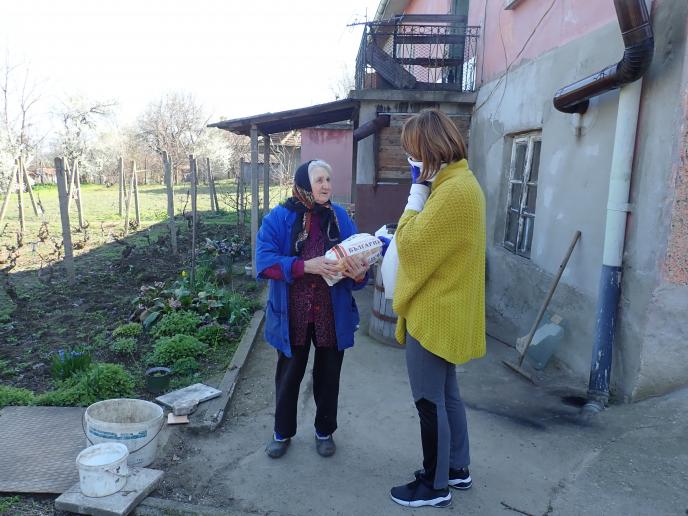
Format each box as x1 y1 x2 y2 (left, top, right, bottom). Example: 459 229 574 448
148 334 207 367
197 324 229 348
172 357 199 376
50 349 92 381
111 337 137 355
0 495 21 513
112 322 143 338
0 359 14 376
37 363 135 407
150 310 201 338
0 386 35 408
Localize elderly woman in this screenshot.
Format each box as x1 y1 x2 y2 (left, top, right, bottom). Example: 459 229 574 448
256 159 369 459
388 109 486 508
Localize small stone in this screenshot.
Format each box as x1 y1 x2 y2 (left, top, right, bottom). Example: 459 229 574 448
172 454 181 461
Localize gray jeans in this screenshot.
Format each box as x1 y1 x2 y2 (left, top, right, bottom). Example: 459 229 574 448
405 333 470 489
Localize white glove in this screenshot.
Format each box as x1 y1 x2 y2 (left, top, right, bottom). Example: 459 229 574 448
404 183 430 212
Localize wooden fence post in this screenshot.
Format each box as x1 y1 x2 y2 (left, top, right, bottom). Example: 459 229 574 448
55 157 75 283
0 162 17 226
21 158 41 216
189 155 198 288
238 157 245 227
163 151 177 254
74 161 85 229
207 158 215 212
16 158 25 237
123 162 134 235
118 156 124 216
132 160 140 227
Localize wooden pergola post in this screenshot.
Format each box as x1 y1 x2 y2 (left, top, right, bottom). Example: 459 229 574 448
250 125 259 277
55 157 75 283
263 133 270 216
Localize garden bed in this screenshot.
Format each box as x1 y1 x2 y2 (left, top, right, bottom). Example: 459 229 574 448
0 207 262 409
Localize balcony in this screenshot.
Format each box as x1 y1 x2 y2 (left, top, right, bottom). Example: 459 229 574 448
355 14 480 93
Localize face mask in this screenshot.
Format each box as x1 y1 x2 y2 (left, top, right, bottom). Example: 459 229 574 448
407 157 423 170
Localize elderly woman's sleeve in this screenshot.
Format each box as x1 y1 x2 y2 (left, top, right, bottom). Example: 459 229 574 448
255 210 299 283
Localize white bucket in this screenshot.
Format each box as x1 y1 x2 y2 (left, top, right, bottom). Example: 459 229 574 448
85 398 164 467
76 442 129 497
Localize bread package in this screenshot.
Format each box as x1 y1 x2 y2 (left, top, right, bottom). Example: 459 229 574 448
324 233 382 286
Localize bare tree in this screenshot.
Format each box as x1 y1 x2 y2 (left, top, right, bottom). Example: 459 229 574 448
329 62 355 101
137 92 208 183
0 58 43 188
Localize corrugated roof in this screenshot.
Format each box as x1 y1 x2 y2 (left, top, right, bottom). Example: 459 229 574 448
208 99 358 136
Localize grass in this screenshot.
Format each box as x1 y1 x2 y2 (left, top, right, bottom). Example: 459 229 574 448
0 180 288 272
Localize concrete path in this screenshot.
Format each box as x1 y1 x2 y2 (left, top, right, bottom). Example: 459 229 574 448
154 287 688 515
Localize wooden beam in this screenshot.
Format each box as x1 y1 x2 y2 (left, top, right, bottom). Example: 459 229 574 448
250 125 259 277
16 157 25 236
189 155 198 289
133 161 140 226
74 161 85 229
22 158 41 216
163 151 177 254
118 156 124 216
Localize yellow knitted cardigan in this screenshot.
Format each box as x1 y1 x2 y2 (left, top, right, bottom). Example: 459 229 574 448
393 159 486 365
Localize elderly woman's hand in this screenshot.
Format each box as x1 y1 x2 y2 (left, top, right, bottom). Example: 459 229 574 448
304 256 340 279
342 255 369 282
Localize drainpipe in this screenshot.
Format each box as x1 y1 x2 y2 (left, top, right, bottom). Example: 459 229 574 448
552 0 654 412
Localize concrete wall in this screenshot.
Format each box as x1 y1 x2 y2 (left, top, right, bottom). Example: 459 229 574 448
300 127 353 203
469 0 688 400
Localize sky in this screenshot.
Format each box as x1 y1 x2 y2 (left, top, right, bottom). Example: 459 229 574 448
0 0 381 130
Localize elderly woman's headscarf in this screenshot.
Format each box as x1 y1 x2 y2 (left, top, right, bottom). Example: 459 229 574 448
283 160 340 256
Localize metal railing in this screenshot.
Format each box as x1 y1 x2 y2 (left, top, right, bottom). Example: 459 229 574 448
355 17 480 92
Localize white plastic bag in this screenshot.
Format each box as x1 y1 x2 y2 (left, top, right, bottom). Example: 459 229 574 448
323 233 382 286
380 235 399 300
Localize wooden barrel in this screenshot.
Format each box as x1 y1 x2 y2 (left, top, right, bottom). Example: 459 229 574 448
368 263 399 347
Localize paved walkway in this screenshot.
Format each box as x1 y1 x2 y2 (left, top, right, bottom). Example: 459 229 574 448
155 287 688 515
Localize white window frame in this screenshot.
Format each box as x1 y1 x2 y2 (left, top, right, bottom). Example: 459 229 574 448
504 132 541 258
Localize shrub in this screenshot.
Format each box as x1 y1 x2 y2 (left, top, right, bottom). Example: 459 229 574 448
172 357 199 376
50 349 92 381
0 386 35 408
197 324 228 348
150 310 201 338
111 337 137 355
148 335 207 367
37 363 135 407
112 323 143 338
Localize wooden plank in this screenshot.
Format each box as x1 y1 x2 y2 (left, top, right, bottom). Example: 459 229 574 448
366 44 417 89
22 160 41 216
74 161 85 229
190 155 198 288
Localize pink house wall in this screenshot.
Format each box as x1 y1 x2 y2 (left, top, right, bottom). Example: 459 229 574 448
300 128 353 202
404 0 451 15
468 0 617 84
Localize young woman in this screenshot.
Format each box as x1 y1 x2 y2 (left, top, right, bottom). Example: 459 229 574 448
389 110 486 508
256 159 369 459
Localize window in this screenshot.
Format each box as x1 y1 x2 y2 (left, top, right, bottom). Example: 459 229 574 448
504 133 541 258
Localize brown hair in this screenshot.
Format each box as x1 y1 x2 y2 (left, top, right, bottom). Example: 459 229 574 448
400 109 467 181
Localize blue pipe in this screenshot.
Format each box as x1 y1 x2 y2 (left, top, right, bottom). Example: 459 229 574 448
586 265 623 406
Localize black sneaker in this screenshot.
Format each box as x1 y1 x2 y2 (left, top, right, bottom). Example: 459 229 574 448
315 434 336 457
390 478 452 508
265 435 290 458
414 467 473 490
448 467 472 490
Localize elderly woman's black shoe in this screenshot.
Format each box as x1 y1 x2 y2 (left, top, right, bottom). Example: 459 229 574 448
265 435 290 458
315 434 336 457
